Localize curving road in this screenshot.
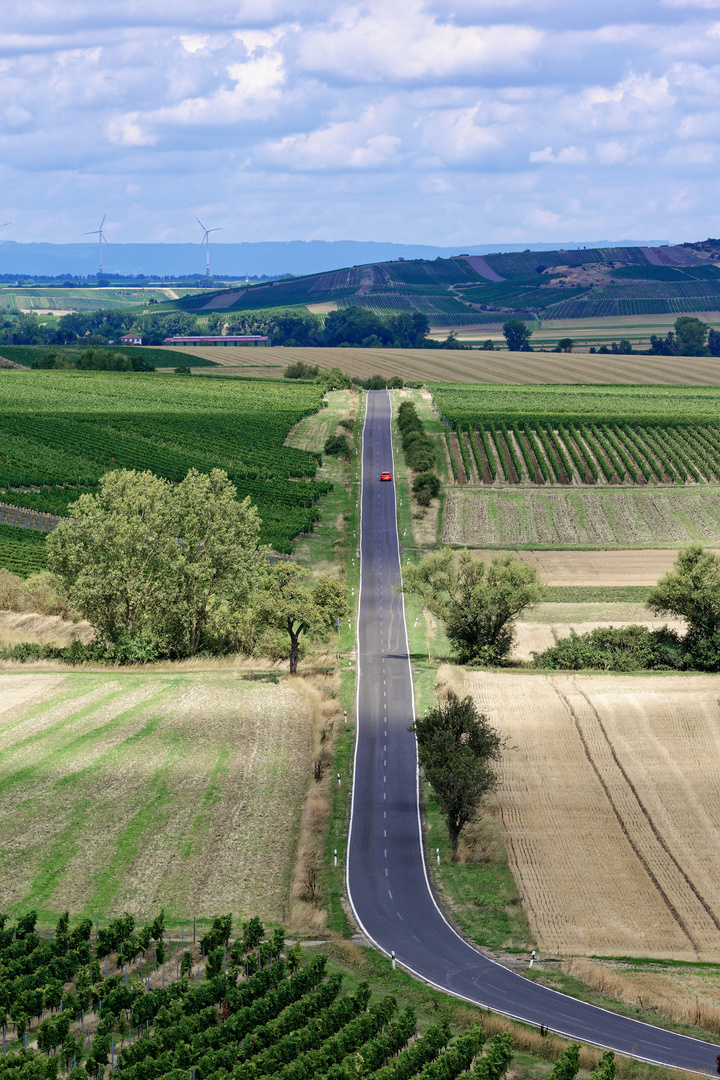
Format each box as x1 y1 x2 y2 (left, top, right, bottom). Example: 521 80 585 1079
346 390 719 1074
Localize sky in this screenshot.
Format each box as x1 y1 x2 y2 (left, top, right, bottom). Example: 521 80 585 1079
2 0 720 247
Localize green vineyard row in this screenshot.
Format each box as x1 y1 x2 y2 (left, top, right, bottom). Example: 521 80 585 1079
0 910 545 1080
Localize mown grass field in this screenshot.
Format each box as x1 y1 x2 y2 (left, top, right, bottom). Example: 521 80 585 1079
0 671 312 925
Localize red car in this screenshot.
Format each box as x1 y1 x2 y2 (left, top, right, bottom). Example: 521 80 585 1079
380 471 392 481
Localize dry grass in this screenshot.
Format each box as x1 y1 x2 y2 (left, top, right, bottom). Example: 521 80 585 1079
0 671 313 924
285 671 344 935
443 487 720 548
162 345 720 385
0 611 94 647
561 959 720 1034
460 670 720 960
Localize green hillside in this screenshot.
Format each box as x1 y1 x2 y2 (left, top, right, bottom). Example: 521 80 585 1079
159 242 720 327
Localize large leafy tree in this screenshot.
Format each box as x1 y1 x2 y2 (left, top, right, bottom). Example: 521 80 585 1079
252 563 348 673
647 545 720 669
47 468 262 656
402 549 543 664
502 319 532 352
410 691 503 859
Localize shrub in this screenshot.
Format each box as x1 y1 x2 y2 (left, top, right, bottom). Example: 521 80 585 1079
284 361 320 379
533 625 686 671
323 434 351 458
413 471 441 506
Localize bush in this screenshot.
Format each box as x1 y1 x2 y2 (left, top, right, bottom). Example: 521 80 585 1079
323 434 351 458
284 361 320 379
533 625 686 671
387 376 403 388
413 471 441 506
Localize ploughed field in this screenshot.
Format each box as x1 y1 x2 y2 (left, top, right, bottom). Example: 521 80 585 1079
0 671 311 924
462 671 720 961
0 371 331 554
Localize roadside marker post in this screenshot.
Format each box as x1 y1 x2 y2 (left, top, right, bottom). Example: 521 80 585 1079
436 848 440 865
391 950 396 971
529 950 536 968
334 849 338 866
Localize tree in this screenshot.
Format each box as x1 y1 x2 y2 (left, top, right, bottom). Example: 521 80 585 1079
708 328 720 357
674 316 708 356
402 550 544 664
557 338 574 352
502 319 532 352
252 563 348 673
47 469 263 657
647 545 720 668
409 691 503 858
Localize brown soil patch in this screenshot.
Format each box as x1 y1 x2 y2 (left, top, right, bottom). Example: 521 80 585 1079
460 670 720 959
448 433 467 483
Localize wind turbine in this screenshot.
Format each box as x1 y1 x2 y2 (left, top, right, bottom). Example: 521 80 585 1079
0 222 11 230
197 218 221 277
84 215 108 276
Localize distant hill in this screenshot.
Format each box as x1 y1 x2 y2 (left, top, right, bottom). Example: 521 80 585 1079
165 241 720 328
0 238 666 279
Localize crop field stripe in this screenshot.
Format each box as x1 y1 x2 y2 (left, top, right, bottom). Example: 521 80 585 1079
554 684 700 953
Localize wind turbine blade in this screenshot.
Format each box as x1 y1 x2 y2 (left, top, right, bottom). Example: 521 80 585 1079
100 214 106 229
196 217 207 231
0 222 11 229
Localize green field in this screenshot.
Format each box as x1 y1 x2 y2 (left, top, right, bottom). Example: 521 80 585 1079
0 344 217 368
0 370 330 552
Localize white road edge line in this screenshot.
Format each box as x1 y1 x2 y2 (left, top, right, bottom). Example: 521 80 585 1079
344 390 705 1073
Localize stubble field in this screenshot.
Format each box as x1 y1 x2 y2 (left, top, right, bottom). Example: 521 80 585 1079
460 670 720 960
158 346 720 385
0 671 312 925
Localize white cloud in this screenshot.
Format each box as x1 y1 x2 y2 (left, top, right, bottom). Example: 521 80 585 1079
0 1 719 244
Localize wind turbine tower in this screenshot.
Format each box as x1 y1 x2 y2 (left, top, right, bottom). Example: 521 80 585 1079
197 218 221 276
84 215 108 276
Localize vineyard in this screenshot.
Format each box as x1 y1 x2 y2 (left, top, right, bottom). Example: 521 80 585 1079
432 383 720 487
0 347 217 370
0 908 536 1080
0 522 47 577
139 243 720 329
0 372 331 552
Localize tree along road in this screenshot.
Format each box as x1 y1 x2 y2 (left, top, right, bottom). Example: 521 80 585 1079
347 390 719 1074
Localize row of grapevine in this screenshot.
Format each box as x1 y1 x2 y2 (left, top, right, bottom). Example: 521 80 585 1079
442 410 720 488
0 910 530 1080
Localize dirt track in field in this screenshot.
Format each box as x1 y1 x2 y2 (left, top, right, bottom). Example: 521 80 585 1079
460 670 720 959
0 672 311 923
157 346 720 385
443 487 720 547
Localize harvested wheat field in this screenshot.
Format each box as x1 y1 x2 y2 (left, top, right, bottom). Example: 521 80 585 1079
156 346 720 385
0 671 311 924
460 670 720 960
443 487 720 547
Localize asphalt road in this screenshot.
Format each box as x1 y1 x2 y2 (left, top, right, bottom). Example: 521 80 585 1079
346 390 719 1074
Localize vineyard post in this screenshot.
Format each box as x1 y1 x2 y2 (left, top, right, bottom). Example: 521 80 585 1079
193 918 196 945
